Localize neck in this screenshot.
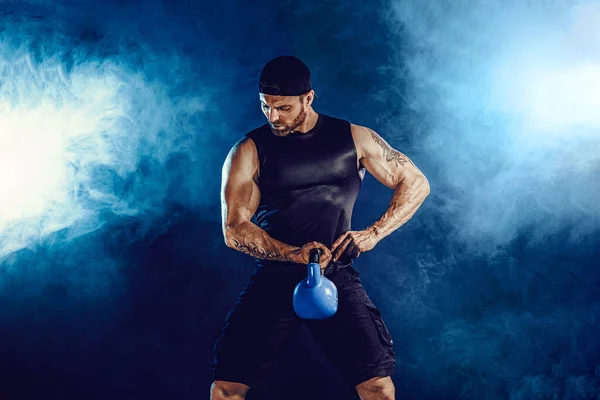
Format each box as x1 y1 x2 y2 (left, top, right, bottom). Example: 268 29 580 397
294 108 319 133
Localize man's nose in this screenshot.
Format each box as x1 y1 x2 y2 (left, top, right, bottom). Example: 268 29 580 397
268 109 278 123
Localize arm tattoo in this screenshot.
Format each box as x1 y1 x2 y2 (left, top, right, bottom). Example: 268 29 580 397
231 238 294 262
370 131 414 168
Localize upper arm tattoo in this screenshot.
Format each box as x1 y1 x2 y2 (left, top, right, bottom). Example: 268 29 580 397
369 129 414 168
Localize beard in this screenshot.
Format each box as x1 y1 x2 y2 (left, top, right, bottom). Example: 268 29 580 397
270 105 307 137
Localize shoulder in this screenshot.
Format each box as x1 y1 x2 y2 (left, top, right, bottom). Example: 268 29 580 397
227 124 269 163
223 136 260 182
349 123 375 159
350 123 378 139
240 123 273 155
244 122 271 142
223 124 272 177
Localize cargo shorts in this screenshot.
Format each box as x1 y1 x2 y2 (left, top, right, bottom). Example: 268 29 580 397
210 264 396 389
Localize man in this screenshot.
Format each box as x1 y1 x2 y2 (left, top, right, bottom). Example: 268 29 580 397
211 55 430 400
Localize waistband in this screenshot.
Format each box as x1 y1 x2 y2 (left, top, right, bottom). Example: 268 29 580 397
323 260 352 275
253 259 353 276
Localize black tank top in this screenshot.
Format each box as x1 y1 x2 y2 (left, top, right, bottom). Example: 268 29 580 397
245 113 364 273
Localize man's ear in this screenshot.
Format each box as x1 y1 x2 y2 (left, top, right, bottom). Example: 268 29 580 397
306 90 315 106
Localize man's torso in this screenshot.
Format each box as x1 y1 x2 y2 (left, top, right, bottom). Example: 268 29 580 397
245 113 365 272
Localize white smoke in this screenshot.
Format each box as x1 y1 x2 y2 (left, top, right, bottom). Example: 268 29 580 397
0 45 206 260
383 0 600 251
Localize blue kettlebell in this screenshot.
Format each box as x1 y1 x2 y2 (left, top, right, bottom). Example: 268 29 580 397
293 248 338 319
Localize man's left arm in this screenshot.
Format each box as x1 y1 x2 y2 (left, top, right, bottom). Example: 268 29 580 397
331 124 430 261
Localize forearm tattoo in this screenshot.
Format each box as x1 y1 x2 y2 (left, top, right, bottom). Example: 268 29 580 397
370 130 414 168
231 238 294 262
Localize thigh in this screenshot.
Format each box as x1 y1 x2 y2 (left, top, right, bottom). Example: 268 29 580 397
212 271 302 388
304 267 396 387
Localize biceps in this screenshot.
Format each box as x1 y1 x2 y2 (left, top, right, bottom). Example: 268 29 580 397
361 128 421 189
220 138 261 228
221 177 261 228
362 156 404 189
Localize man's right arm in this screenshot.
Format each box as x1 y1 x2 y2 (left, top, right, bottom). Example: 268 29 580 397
221 137 308 263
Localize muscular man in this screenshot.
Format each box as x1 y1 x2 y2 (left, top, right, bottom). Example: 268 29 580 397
211 55 430 400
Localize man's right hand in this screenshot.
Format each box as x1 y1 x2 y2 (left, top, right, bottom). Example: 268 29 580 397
290 241 333 271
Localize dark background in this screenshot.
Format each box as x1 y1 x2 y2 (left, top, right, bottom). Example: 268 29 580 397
1 0 599 399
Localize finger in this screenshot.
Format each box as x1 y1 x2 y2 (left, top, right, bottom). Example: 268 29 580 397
338 236 354 259
333 236 353 261
319 253 332 270
311 243 329 259
307 243 324 262
317 245 332 267
331 232 349 251
311 242 324 257
319 245 332 260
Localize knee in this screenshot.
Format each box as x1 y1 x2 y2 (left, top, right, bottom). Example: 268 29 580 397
358 390 394 400
355 376 395 400
210 380 250 400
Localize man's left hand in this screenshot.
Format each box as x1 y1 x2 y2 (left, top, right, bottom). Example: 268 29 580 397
331 228 379 262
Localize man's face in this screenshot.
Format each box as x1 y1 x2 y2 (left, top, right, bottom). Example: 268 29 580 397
259 93 307 137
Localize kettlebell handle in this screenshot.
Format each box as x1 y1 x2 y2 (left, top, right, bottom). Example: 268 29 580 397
309 248 322 264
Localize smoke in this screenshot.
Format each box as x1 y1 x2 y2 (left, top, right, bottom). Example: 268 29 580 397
0 2 229 265
364 1 600 398
0 50 198 254
0 0 598 397
383 0 600 251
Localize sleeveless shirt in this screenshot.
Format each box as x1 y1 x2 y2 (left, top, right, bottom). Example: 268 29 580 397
244 113 364 273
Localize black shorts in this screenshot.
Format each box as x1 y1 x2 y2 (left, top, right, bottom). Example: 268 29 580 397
210 265 396 389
